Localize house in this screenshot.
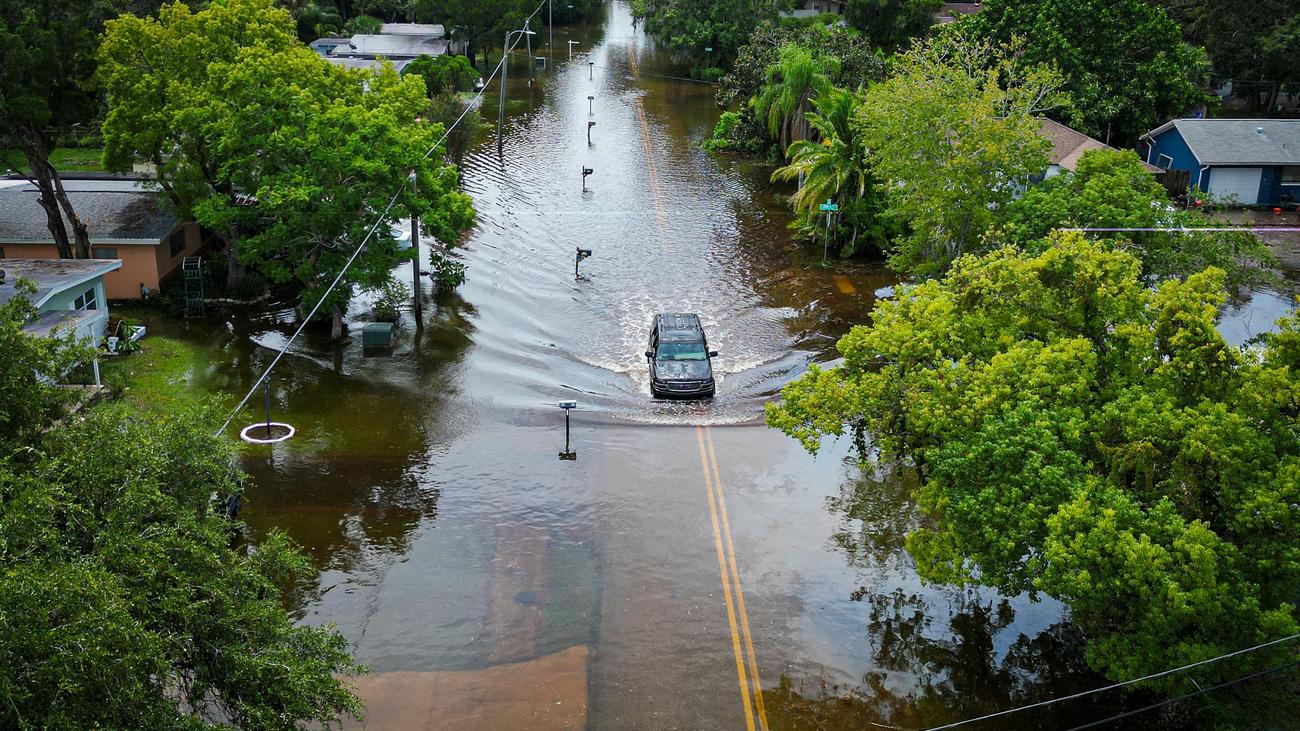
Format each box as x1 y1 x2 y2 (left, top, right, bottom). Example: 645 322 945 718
781 0 845 18
0 258 121 344
330 33 450 60
309 37 351 56
936 2 982 25
1038 118 1161 179
0 177 207 300
1138 119 1300 206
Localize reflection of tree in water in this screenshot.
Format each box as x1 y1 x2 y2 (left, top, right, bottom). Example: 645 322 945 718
802 464 1153 730
227 287 478 610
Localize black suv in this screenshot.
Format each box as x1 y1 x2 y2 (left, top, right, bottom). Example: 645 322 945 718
645 313 717 399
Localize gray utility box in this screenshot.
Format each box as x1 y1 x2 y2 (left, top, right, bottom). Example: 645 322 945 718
361 322 396 348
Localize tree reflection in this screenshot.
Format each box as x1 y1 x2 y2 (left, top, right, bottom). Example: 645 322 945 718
806 464 1152 730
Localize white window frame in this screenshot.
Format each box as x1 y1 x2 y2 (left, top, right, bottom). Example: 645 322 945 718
1157 154 1174 170
1283 166 1300 184
73 286 98 311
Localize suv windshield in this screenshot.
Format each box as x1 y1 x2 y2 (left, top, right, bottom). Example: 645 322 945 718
656 341 708 361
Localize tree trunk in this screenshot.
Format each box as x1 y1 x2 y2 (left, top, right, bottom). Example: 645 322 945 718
20 130 84 259
330 306 344 341
225 244 245 290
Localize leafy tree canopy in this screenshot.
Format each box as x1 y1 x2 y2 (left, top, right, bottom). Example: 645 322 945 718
405 53 480 95
636 0 778 77
854 30 1065 277
961 0 1209 146
99 0 475 335
768 232 1300 689
998 148 1277 289
843 0 942 52
0 292 364 729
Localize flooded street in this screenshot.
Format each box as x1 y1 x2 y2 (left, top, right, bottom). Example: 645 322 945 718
141 3 1298 729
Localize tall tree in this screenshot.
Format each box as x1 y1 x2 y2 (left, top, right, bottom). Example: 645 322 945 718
998 148 1276 288
963 0 1209 146
844 0 942 52
772 87 889 256
768 232 1300 695
854 30 1065 277
754 43 841 154
0 2 105 259
99 0 475 338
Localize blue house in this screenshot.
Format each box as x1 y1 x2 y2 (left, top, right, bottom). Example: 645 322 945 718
1138 119 1300 206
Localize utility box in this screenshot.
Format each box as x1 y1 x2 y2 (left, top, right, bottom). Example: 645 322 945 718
362 322 396 348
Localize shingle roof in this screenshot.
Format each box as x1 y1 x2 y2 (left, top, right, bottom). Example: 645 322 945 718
379 23 445 38
1150 119 1300 166
1037 118 1162 173
0 258 122 308
0 179 176 243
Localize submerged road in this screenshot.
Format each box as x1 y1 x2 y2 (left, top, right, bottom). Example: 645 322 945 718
167 2 1227 728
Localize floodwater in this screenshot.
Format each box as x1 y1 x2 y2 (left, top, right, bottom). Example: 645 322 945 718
144 3 1299 729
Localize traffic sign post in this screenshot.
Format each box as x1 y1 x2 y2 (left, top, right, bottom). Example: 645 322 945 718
819 199 839 266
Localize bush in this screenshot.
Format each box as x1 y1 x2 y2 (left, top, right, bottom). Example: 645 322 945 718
371 278 408 322
428 250 466 289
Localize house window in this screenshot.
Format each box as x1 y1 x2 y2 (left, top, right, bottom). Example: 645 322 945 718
73 286 98 311
1157 154 1174 170
1283 166 1300 184
168 229 186 257
91 246 118 259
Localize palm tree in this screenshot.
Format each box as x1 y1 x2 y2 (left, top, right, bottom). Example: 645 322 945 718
772 87 881 255
753 43 840 154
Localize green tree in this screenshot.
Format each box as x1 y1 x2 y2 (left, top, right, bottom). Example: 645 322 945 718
344 13 384 34
768 232 1300 692
99 0 475 338
0 404 365 729
998 148 1276 288
844 0 942 52
855 31 1065 277
712 21 886 158
405 53 480 95
0 2 114 259
963 0 1209 146
0 280 91 452
772 87 890 256
754 43 841 154
635 0 777 77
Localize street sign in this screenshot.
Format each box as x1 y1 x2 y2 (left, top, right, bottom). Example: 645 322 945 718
819 200 839 212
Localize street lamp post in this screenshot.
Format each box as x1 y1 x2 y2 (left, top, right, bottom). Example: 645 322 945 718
588 95 594 114
587 121 595 145
498 26 537 155
548 0 553 61
819 199 839 266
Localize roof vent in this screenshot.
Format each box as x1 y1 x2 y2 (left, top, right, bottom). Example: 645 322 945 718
1257 126 1265 134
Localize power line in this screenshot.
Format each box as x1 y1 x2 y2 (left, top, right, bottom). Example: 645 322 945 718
1064 660 1300 731
215 3 548 437
922 632 1300 731
1061 227 1300 233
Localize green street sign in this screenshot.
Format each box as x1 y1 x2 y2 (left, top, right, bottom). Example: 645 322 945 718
819 200 839 212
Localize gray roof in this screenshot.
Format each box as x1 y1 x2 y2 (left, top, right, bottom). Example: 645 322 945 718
0 258 122 308
331 34 449 59
380 23 445 38
1147 119 1300 166
0 178 176 243
23 309 100 338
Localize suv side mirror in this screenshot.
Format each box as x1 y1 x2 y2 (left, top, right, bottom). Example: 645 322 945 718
708 350 719 358
645 350 654 358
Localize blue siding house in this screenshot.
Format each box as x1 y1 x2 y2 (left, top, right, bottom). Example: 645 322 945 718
1138 119 1300 206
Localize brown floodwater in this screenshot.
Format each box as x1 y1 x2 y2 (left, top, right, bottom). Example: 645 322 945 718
141 2 1300 729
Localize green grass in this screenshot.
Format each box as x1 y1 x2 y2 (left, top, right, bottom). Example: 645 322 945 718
99 335 211 415
1 147 107 174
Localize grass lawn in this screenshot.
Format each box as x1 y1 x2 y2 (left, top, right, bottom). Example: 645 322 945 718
2 147 107 174
99 335 214 415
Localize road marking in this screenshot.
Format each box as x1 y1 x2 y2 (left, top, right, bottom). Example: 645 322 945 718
627 44 672 249
705 427 768 730
697 426 768 730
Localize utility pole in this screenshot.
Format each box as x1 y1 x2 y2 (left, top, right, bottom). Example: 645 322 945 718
410 173 422 327
548 0 553 62
498 27 537 155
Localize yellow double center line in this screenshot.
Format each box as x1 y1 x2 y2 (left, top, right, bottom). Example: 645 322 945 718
696 426 768 730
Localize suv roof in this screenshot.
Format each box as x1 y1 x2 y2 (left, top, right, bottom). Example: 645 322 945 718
656 313 703 341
